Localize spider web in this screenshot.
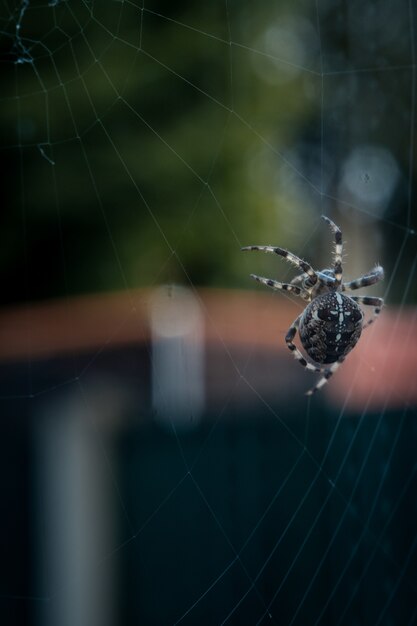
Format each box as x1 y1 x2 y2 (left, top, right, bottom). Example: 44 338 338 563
0 1 417 625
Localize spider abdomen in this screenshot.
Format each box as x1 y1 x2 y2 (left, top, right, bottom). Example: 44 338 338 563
299 292 363 364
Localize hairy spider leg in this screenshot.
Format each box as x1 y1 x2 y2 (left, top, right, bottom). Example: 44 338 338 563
285 317 324 373
290 272 309 286
241 245 318 287
343 265 384 291
306 358 345 395
250 274 310 300
321 215 343 287
292 270 336 289
350 295 384 329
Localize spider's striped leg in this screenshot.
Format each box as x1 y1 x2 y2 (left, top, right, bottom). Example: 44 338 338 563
321 215 343 287
350 295 384 328
342 265 384 291
285 317 323 373
241 245 318 287
250 274 310 300
290 272 308 286
306 358 345 396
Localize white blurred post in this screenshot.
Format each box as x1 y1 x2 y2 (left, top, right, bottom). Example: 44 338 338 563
150 285 205 428
36 391 115 626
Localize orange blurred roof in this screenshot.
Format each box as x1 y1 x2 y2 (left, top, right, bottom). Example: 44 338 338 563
0 288 415 410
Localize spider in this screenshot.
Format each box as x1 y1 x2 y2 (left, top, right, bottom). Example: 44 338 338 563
242 215 384 395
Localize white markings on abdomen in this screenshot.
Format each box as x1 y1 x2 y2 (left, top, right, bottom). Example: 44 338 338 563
335 292 344 341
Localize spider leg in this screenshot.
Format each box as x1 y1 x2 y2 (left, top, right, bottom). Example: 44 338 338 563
350 295 384 329
342 265 384 291
241 245 318 287
285 317 324 373
292 271 336 289
321 215 343 287
290 272 308 286
306 358 345 396
250 274 310 300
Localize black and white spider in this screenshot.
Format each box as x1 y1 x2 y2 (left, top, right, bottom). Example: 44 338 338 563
242 215 384 395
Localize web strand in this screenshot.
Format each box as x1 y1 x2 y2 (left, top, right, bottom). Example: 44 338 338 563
1 1 416 624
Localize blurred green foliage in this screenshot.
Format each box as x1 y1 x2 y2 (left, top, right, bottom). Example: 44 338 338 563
0 0 415 304
0 1 321 303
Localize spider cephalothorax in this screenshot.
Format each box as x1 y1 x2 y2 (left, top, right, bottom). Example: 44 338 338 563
242 215 384 394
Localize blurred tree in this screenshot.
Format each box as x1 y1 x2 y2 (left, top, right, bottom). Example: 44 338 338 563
0 0 319 303
0 0 414 304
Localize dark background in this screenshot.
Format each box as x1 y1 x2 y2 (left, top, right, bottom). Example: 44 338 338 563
0 1 416 625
